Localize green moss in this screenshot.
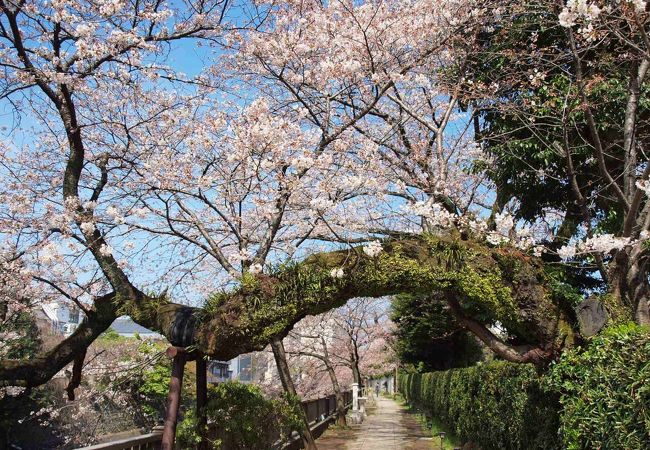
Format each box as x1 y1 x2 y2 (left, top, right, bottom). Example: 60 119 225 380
455 267 516 323
194 235 556 358
599 293 633 324
116 291 170 324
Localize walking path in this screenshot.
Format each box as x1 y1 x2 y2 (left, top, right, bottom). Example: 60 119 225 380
316 396 435 450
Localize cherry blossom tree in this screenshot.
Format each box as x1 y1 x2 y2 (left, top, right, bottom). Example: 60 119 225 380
286 314 350 427
286 298 394 426
0 0 580 412
325 298 394 386
0 0 238 387
0 2 499 448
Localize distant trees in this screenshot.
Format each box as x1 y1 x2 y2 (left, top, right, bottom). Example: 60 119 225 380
286 298 395 425
391 293 483 372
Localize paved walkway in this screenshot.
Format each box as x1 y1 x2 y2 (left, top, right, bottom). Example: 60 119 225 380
316 397 434 450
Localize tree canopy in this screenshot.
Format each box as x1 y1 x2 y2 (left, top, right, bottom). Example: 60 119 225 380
0 0 649 399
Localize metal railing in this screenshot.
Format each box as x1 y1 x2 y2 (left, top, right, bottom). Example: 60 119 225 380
74 429 163 450
278 390 352 450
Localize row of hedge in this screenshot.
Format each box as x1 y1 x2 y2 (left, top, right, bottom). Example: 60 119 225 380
398 324 650 450
548 323 650 450
398 362 560 449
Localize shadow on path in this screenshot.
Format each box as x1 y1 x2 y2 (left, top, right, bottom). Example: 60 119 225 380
316 397 434 450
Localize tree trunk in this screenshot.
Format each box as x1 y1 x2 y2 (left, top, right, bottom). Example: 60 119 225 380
320 337 347 427
445 294 553 367
635 295 650 326
350 362 362 386
325 364 347 427
607 249 649 324
270 339 318 450
627 257 650 326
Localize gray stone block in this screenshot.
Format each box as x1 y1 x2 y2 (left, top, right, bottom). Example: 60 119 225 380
576 297 608 337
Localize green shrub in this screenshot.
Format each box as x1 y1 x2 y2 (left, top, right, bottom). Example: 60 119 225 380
548 323 650 450
0 310 42 359
398 361 560 450
177 381 303 450
97 328 127 344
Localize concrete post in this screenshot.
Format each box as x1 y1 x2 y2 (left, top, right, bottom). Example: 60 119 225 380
352 382 359 412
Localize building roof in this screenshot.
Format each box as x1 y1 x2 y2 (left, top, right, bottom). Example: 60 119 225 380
41 302 59 323
111 316 163 338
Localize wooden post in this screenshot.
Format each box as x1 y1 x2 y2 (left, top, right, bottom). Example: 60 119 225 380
196 355 208 450
162 347 188 450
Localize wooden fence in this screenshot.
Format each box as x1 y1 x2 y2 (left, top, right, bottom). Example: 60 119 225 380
75 391 352 450
302 391 353 425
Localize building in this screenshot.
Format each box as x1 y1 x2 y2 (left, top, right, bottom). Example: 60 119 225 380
40 301 83 336
106 317 257 384
207 354 255 383
39 303 268 385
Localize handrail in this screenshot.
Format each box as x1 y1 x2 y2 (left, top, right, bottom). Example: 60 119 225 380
278 390 353 450
74 429 163 450
75 391 352 450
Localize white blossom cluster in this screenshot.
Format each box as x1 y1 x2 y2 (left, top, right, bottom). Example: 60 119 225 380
628 0 648 13
407 199 540 251
558 234 632 260
636 179 650 197
406 200 456 228
559 1 646 30
475 212 536 251
248 263 263 274
362 241 383 258
558 0 601 28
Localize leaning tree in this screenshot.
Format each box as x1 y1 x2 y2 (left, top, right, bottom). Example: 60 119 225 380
0 0 512 388
0 1 632 443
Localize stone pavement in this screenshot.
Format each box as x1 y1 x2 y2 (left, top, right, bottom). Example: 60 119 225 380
315 396 435 450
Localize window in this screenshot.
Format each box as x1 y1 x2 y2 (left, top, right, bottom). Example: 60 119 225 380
208 361 231 380
68 307 80 324
238 355 252 382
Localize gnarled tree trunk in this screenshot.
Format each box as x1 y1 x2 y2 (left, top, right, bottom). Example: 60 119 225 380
270 339 317 450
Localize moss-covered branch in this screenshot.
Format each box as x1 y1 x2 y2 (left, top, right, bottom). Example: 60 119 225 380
142 234 567 364
0 234 571 388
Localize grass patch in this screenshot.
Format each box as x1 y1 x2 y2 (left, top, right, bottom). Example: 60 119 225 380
395 393 462 450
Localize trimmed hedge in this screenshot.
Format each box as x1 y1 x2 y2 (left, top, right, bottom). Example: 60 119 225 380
548 324 650 450
398 361 560 449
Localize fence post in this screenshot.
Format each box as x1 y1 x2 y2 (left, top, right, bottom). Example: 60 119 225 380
161 347 188 450
196 354 208 450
